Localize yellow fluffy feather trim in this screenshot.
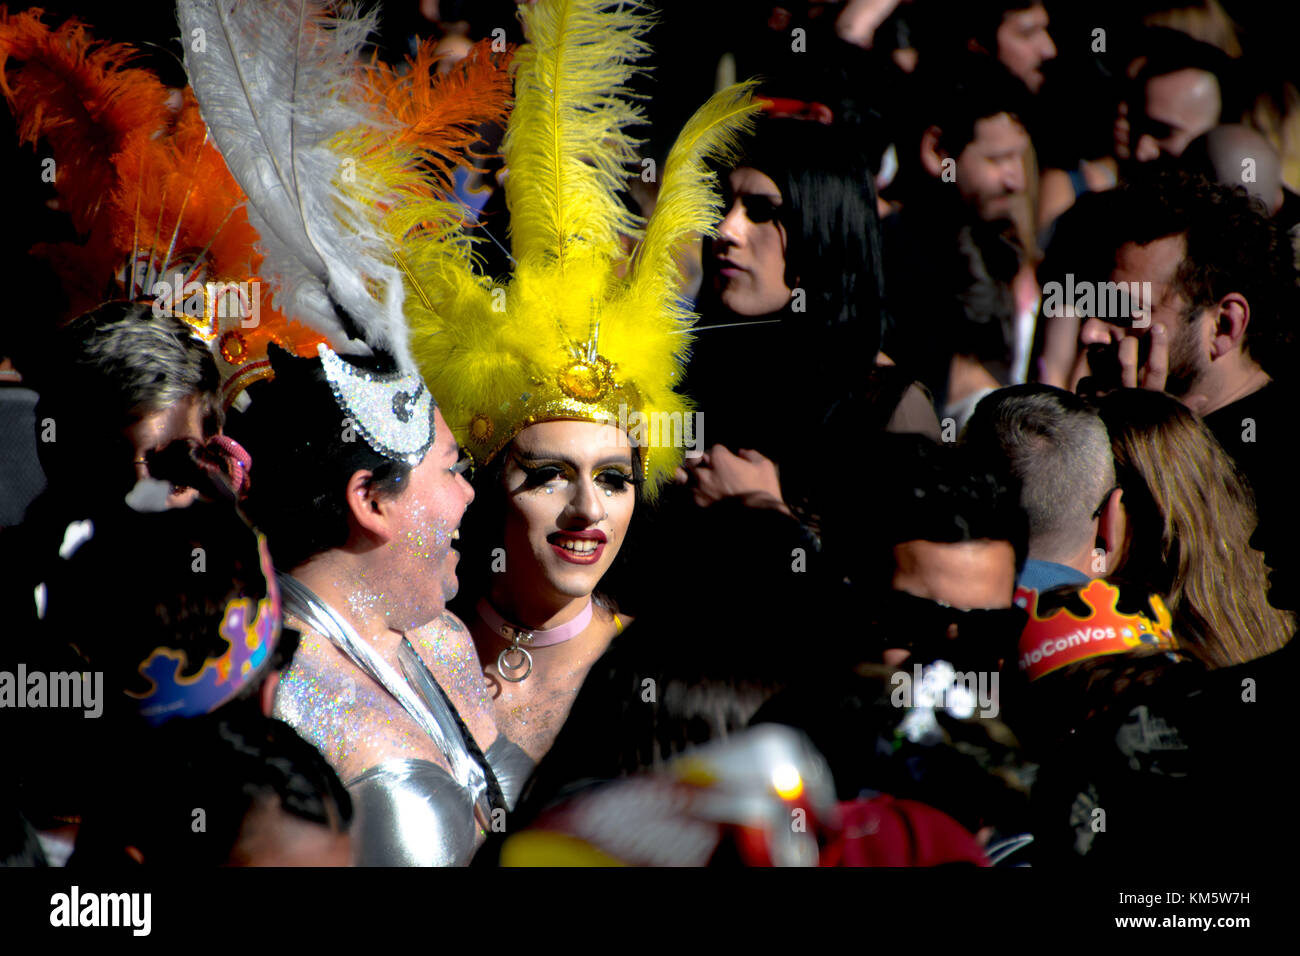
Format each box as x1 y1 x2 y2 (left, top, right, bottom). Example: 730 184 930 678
407 0 759 497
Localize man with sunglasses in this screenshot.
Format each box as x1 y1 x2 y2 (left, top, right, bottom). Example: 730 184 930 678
961 385 1123 595
865 435 1030 675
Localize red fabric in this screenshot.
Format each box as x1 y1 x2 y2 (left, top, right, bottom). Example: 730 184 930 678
758 97 834 124
830 795 990 867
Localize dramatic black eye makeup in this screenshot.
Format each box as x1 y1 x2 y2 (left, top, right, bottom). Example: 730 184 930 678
510 450 637 492
595 467 636 493
517 460 566 488
739 194 782 224
720 184 784 226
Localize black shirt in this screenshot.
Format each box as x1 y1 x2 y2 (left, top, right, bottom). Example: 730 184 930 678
1203 380 1299 610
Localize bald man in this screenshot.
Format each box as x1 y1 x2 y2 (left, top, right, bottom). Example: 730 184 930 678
1182 125 1300 231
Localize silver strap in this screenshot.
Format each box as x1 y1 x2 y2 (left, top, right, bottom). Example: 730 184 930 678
277 573 500 829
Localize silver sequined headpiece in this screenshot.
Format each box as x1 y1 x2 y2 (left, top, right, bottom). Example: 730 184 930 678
318 344 436 466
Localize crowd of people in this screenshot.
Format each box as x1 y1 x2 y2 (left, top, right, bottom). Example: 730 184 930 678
0 0 1295 869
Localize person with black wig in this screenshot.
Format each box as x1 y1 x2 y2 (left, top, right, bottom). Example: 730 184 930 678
634 116 940 626
686 114 940 478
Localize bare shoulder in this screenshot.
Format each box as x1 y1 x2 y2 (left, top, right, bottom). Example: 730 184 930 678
407 610 478 657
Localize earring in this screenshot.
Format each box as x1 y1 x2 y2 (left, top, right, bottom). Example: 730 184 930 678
545 487 554 495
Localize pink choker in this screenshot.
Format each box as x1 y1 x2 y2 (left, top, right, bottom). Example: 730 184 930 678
477 598 594 683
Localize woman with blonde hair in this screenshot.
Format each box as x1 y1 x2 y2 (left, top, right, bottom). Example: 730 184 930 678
1096 388 1293 667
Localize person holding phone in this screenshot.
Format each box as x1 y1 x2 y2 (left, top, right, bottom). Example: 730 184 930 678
1069 168 1298 613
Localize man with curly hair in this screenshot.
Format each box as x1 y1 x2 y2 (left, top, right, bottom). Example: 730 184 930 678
1074 168 1298 611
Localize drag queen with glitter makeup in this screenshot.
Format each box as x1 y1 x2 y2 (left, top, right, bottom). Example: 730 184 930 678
445 419 640 761
406 0 761 762
176 0 528 864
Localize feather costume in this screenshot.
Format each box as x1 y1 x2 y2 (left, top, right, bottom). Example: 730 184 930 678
404 0 760 496
177 0 512 374
0 7 166 315
173 0 512 428
0 8 166 234
0 8 327 404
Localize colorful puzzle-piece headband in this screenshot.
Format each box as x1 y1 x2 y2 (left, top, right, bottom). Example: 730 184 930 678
128 532 281 723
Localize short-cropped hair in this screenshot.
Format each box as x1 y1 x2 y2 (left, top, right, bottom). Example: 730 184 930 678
962 385 1114 561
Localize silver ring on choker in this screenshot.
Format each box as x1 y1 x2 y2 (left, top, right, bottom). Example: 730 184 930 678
498 645 533 682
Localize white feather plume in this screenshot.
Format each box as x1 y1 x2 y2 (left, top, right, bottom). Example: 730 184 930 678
177 0 414 370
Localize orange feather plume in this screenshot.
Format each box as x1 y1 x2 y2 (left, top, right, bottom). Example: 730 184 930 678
109 89 261 291
0 8 169 234
26 236 119 320
359 37 513 193
0 9 324 384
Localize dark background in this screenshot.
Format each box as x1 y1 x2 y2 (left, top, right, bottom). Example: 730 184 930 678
3 0 1298 321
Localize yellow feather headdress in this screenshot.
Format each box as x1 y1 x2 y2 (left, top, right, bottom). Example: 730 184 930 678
405 0 760 497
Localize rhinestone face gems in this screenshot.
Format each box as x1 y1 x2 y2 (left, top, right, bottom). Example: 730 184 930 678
318 344 436 466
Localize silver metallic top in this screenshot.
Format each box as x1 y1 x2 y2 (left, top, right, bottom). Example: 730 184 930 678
277 574 533 865
349 737 535 867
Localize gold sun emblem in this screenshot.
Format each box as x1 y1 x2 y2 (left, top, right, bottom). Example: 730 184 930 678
469 413 495 444
557 356 614 402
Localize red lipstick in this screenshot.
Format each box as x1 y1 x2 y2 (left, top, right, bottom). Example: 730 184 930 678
548 530 607 565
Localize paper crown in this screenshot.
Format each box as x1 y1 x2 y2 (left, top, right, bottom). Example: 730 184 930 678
402 0 760 495
1014 579 1178 681
128 532 281 724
